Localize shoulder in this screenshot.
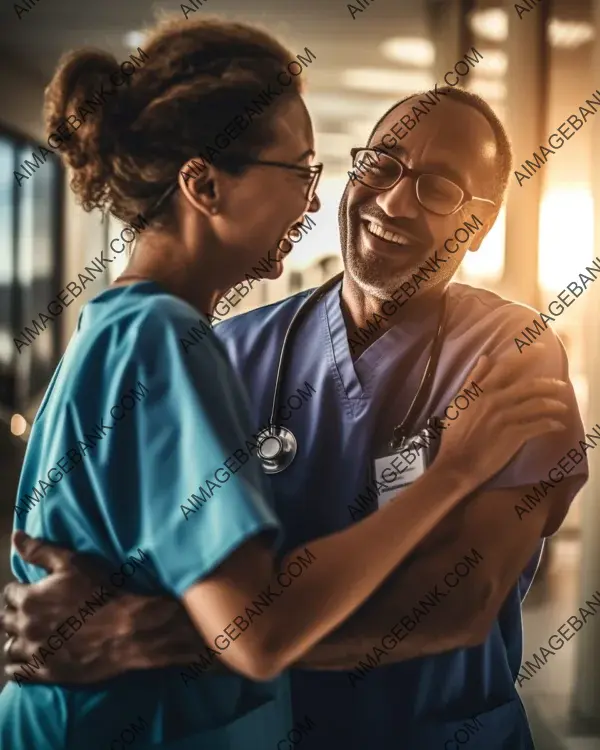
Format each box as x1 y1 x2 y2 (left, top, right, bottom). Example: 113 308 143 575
447 282 539 327
85 285 228 366
215 289 314 340
447 282 568 375
213 289 314 363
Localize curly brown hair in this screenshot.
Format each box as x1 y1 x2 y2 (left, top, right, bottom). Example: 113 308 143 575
44 15 304 226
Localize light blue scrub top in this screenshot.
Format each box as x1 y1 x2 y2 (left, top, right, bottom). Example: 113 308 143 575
214 278 588 750
0 282 292 750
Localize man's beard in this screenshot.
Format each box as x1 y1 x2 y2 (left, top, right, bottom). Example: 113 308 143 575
338 190 408 300
344 241 411 300
339 190 468 306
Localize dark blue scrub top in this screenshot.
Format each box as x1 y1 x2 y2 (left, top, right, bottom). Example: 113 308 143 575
214 279 588 750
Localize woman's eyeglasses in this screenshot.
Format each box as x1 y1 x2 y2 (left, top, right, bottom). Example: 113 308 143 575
146 156 323 221
350 147 495 217
229 156 323 204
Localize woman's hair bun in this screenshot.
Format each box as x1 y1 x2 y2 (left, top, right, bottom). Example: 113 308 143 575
44 49 123 211
43 16 305 226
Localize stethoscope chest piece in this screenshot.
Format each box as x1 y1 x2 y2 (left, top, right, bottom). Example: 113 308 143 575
256 426 298 474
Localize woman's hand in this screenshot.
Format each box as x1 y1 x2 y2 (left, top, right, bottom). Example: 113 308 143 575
1 532 196 684
434 342 569 488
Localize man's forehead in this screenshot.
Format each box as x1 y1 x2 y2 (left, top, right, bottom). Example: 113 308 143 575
370 95 498 166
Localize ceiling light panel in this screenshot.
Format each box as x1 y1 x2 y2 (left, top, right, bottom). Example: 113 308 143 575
315 132 357 157
343 68 435 95
469 9 595 49
304 92 399 120
549 20 595 49
474 49 508 76
468 9 508 42
467 78 507 102
380 37 435 67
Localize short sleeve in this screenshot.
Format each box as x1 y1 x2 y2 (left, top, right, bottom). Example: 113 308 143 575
482 316 588 532
103 299 281 597
484 324 587 485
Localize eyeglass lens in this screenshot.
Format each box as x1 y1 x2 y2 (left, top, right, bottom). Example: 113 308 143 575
353 150 464 215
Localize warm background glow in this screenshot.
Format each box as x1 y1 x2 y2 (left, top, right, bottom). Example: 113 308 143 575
538 187 595 292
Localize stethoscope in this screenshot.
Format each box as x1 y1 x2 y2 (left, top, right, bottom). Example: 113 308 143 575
256 272 449 474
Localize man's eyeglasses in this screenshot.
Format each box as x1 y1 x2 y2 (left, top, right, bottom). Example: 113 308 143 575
350 147 496 217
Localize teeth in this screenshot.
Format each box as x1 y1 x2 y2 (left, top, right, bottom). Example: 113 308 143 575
367 222 409 246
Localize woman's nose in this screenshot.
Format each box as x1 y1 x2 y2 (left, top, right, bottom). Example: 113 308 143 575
307 193 321 213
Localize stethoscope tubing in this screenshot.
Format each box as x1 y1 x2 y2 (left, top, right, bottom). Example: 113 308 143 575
267 271 345 431
261 272 449 471
390 290 449 448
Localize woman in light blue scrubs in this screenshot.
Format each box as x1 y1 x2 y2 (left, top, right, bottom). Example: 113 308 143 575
0 14 571 750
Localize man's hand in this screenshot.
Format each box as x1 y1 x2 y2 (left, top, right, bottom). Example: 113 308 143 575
1 531 198 684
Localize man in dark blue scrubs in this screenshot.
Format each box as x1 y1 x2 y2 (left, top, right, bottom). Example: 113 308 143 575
2 87 588 749
208 86 587 749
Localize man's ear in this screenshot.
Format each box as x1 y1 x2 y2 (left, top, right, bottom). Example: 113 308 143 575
178 158 221 218
467 209 499 253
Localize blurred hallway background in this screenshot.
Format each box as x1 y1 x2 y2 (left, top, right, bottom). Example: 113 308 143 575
1 0 600 747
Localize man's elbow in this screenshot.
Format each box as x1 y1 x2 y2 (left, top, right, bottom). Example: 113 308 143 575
452 579 499 650
457 618 494 649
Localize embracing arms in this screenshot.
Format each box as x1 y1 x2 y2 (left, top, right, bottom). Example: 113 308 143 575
2 350 571 682
4 462 473 683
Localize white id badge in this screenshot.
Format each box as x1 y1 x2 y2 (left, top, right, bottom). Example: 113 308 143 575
372 449 426 509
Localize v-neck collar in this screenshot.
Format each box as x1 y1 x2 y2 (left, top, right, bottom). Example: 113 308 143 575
322 278 442 403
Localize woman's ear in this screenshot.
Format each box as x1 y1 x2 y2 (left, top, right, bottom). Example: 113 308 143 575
178 158 221 217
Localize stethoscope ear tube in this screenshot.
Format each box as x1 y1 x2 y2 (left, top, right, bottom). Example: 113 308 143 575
257 272 345 474
390 292 449 452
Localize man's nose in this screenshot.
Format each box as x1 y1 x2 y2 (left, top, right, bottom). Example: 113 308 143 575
376 176 420 219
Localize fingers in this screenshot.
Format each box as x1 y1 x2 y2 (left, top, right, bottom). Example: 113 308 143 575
462 344 563 401
0 598 50 644
499 379 569 415
0 609 18 637
485 343 551 389
2 582 30 612
3 635 28 663
508 377 568 398
509 418 566 451
4 663 52 684
508 396 569 424
4 657 108 686
12 531 75 572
